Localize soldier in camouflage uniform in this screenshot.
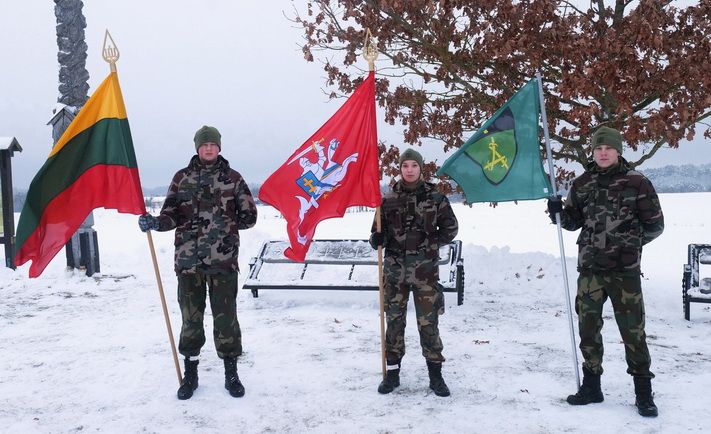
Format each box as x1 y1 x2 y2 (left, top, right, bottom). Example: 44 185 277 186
138 126 257 400
369 148 459 397
547 126 664 417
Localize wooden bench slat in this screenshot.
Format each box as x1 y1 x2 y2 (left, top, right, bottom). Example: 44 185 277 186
258 240 453 265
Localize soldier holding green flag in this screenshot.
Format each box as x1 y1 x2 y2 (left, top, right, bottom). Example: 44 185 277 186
547 126 664 417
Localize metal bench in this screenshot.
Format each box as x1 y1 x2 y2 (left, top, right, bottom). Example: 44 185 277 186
682 243 711 320
243 239 465 305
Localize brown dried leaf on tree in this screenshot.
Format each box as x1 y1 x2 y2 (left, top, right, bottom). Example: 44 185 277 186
293 0 711 190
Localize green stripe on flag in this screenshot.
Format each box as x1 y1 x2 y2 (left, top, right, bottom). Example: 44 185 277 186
15 117 137 249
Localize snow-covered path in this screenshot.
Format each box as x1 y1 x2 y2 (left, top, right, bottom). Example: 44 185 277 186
1 193 709 433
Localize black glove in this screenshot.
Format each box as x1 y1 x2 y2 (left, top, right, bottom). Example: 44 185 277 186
369 232 384 249
138 214 160 232
546 195 563 223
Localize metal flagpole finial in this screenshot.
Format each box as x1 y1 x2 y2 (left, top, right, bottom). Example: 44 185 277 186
362 28 378 71
102 29 120 73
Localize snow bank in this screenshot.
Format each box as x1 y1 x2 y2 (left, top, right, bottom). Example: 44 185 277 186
0 193 709 433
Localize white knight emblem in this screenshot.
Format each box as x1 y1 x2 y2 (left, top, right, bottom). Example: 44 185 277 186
290 138 358 244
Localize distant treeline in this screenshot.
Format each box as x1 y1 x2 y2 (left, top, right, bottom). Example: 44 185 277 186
11 164 710 211
640 163 711 193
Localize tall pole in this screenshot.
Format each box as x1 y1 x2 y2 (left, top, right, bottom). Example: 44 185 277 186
54 0 90 108
102 30 182 385
536 71 580 389
53 0 99 276
362 29 387 379
376 207 386 380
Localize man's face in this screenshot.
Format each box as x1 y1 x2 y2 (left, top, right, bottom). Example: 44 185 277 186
593 145 619 169
198 141 220 163
400 160 421 183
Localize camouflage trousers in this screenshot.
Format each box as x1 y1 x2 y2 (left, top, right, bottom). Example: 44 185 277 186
383 253 445 364
177 272 242 359
576 271 653 378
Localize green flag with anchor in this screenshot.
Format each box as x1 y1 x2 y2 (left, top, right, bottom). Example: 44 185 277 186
437 78 551 203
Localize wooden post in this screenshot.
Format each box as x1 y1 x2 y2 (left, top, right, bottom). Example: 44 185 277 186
0 137 22 269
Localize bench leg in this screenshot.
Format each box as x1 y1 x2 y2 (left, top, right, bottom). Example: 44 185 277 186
251 289 259 298
456 264 464 306
683 267 691 321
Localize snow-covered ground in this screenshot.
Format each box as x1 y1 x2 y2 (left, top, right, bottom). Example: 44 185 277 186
1 193 709 433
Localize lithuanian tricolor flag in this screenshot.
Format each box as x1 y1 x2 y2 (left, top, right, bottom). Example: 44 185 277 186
15 72 146 277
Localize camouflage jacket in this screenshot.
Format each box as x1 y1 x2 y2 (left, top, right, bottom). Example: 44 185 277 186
559 158 664 273
157 155 257 274
371 180 459 260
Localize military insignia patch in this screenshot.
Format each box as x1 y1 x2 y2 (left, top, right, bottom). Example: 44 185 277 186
463 107 517 185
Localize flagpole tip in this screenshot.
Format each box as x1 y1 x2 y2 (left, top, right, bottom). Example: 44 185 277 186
362 29 378 72
102 29 120 73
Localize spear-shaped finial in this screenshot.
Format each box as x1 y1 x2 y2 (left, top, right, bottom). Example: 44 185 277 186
362 28 378 72
102 29 120 73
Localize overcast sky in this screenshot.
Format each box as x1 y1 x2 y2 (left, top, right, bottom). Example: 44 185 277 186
0 0 707 190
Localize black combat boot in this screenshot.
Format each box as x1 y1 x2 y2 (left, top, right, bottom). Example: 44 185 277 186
426 361 450 397
567 366 604 405
633 377 658 417
177 358 199 400
377 363 401 394
224 357 245 398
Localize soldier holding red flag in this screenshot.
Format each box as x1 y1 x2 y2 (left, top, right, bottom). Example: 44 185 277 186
370 148 459 397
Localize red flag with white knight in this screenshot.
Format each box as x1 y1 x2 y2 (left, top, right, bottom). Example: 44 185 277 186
259 71 381 261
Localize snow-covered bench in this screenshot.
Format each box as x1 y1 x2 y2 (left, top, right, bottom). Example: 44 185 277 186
243 239 465 305
682 244 711 320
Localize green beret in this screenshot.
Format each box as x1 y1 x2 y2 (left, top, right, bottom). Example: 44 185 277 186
194 125 221 151
591 126 623 154
399 148 424 168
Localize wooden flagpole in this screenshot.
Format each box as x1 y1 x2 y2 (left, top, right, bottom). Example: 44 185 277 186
102 30 182 385
376 207 386 380
146 231 183 384
362 29 386 380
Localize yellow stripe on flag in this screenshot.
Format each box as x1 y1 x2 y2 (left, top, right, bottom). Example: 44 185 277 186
49 72 128 158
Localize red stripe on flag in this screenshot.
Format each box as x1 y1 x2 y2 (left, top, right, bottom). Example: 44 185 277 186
14 165 145 277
